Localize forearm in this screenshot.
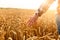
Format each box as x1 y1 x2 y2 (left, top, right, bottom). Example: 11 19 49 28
27 0 55 26
37 0 55 16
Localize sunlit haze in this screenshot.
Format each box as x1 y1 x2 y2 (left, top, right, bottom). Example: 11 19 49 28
0 0 57 10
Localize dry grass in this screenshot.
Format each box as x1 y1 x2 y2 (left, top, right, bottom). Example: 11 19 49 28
0 8 59 40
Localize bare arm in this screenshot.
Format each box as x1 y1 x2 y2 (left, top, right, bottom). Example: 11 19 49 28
27 0 55 26
38 0 55 16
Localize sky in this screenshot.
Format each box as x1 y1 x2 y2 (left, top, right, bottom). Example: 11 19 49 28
0 0 57 10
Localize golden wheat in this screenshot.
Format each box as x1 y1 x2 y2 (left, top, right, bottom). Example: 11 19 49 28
0 8 59 40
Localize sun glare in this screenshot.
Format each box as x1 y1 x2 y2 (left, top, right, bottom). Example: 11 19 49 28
49 0 57 10
0 0 57 10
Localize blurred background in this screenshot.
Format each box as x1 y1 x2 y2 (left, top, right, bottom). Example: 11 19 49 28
0 0 58 10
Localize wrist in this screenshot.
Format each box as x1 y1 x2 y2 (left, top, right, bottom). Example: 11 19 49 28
34 12 39 18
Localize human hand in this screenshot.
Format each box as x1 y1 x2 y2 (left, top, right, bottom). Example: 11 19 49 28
27 13 38 27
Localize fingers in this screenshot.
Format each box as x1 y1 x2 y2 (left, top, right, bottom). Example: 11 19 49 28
27 13 38 26
27 0 55 26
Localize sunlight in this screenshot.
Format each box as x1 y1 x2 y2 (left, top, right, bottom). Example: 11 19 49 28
0 0 57 10
0 0 44 9
49 0 58 10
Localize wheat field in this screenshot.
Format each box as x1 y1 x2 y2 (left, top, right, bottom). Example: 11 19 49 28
0 8 59 40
